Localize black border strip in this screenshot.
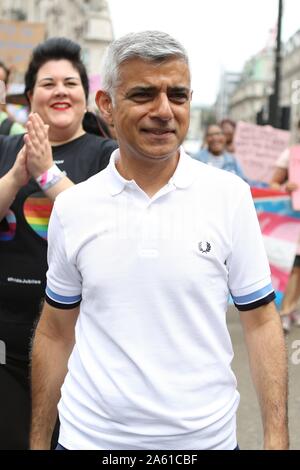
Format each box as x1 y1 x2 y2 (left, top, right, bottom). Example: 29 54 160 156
234 291 275 311
45 294 81 310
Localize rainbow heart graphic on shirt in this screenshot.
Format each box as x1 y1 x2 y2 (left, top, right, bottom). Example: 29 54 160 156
0 210 17 241
23 193 53 240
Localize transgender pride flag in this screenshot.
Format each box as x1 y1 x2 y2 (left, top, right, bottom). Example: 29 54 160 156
252 187 300 307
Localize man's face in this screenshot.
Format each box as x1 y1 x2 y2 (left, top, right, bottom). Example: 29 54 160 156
206 125 226 156
110 58 191 163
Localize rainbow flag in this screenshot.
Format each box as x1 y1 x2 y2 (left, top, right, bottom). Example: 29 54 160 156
251 187 300 307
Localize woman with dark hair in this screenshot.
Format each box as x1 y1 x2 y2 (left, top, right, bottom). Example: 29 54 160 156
0 37 117 449
82 110 113 138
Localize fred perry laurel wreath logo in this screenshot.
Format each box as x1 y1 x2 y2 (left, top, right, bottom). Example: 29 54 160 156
198 241 211 254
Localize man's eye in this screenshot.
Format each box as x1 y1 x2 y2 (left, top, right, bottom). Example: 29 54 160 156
130 93 152 102
169 93 188 103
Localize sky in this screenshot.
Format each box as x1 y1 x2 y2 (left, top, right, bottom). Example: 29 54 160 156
108 0 300 106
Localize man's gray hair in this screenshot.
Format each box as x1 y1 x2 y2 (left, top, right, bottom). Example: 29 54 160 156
102 31 189 96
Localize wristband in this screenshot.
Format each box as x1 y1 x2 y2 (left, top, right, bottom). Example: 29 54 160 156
36 164 64 191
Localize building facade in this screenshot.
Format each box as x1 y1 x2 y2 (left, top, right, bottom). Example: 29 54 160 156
228 48 274 124
0 0 114 82
281 29 300 142
224 29 300 141
215 71 241 121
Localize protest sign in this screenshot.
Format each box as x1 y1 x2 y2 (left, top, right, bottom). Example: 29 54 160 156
234 121 290 183
289 146 300 210
252 187 300 306
0 20 45 72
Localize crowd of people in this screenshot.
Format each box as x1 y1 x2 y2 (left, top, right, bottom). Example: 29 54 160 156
191 114 300 336
0 30 295 450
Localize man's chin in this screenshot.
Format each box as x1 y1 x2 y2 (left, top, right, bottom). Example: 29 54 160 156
140 148 180 161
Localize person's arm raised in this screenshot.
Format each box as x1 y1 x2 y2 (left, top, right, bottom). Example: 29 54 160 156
30 301 79 450
239 301 289 450
24 113 74 201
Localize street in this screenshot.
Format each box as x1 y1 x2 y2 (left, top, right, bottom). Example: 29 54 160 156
228 306 300 450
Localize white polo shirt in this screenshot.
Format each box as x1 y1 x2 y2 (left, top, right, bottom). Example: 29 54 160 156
46 148 274 450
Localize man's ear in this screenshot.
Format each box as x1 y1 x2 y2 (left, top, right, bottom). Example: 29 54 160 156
95 90 113 124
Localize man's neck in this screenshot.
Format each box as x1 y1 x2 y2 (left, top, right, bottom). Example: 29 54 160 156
115 151 180 198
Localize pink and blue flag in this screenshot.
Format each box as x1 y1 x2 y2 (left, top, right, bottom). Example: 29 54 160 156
252 187 300 307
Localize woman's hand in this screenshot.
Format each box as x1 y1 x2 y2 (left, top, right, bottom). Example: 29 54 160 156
9 146 30 190
24 113 53 179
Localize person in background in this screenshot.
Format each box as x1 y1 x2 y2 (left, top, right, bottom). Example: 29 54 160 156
30 31 288 451
0 37 117 450
220 118 236 153
193 124 245 180
270 119 300 333
0 61 25 135
82 110 116 139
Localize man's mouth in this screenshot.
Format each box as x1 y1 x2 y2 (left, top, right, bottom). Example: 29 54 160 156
142 128 175 135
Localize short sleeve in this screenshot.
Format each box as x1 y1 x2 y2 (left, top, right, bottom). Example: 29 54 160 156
227 185 275 311
45 206 82 309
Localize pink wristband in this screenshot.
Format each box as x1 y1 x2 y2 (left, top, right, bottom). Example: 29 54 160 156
36 164 64 191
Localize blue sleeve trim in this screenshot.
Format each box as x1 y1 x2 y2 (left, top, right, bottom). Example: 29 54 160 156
46 286 82 305
234 291 276 311
232 283 273 305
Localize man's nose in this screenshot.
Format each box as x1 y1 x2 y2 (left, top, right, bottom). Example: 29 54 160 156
151 93 173 120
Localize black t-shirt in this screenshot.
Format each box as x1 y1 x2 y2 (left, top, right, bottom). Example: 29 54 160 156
0 133 118 312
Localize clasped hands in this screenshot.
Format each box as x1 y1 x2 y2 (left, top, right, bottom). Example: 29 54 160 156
10 113 52 190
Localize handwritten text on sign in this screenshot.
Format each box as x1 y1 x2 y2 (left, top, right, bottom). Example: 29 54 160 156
234 121 290 183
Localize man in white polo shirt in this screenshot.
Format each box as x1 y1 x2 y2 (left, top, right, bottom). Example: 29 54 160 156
30 31 288 450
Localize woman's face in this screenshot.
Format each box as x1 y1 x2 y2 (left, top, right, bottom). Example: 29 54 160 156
28 59 86 140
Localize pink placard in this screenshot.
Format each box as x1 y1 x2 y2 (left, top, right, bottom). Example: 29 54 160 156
89 74 102 93
289 146 300 211
234 121 290 183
